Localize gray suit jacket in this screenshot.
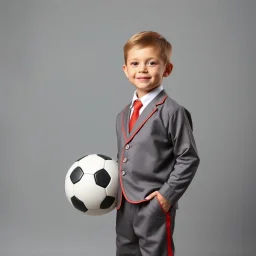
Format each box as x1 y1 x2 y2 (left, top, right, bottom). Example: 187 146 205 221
115 89 200 210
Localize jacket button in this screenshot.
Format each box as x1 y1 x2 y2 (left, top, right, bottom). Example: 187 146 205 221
122 170 126 176
125 144 130 150
123 158 127 163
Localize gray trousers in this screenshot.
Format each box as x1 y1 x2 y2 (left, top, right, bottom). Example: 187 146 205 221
116 196 176 256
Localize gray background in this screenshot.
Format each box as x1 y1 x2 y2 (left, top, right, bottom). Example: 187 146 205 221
1 0 255 255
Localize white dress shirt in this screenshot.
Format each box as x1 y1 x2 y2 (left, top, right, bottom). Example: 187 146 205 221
130 85 164 118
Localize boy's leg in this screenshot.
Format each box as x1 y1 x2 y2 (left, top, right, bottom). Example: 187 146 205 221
116 198 142 256
134 197 176 256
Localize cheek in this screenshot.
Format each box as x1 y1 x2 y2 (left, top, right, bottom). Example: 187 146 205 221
152 70 162 79
128 72 134 78
127 69 133 74
126 70 133 78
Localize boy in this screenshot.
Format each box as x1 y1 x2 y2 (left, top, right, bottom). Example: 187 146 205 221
115 31 200 256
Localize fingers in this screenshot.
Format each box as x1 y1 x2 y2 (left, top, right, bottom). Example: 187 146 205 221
145 191 158 200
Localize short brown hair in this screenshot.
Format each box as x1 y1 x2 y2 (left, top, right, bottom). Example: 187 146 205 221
123 31 172 64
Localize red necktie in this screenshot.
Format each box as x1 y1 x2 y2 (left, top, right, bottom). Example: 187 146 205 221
129 99 143 132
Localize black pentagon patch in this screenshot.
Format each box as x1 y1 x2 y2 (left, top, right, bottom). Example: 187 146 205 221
76 155 87 162
70 167 84 184
94 169 111 188
71 196 88 212
100 196 115 209
97 154 112 161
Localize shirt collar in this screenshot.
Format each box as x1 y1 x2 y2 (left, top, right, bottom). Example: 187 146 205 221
130 85 164 108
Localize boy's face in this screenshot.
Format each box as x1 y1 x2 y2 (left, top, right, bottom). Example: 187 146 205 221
123 46 173 98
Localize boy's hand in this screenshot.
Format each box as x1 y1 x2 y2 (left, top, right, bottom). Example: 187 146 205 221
145 191 171 212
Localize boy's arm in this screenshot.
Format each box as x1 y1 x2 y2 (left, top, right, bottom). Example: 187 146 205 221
158 106 200 206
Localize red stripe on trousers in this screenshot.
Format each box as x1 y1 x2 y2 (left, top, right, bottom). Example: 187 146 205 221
166 213 173 256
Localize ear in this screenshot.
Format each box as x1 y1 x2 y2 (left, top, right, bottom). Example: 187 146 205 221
163 62 173 77
122 64 129 78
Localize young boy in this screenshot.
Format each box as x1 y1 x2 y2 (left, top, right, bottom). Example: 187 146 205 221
115 31 200 256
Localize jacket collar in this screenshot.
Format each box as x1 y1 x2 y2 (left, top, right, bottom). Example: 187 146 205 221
122 89 168 142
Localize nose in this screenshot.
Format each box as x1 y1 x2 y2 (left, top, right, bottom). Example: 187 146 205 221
138 64 148 73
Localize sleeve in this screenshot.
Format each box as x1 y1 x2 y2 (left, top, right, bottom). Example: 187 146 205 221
184 108 193 131
158 106 200 205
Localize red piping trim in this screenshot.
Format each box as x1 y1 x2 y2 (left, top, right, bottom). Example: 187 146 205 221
156 95 168 106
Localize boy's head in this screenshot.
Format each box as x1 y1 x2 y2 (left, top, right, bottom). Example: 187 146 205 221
122 31 173 98
123 31 172 65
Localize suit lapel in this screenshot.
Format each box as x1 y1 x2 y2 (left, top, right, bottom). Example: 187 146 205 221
122 90 168 141
122 105 131 141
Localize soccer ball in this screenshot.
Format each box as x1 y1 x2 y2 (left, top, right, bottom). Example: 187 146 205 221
65 154 119 216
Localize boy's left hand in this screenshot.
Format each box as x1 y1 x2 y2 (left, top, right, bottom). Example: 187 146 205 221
145 191 171 212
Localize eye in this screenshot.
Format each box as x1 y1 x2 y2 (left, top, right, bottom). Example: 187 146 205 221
147 61 157 66
130 62 139 66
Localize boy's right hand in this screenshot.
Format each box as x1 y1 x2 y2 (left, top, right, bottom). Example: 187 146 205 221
145 191 171 212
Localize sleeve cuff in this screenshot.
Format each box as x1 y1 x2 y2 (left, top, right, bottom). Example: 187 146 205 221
158 182 179 206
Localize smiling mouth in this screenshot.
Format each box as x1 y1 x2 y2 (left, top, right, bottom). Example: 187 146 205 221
136 77 151 79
